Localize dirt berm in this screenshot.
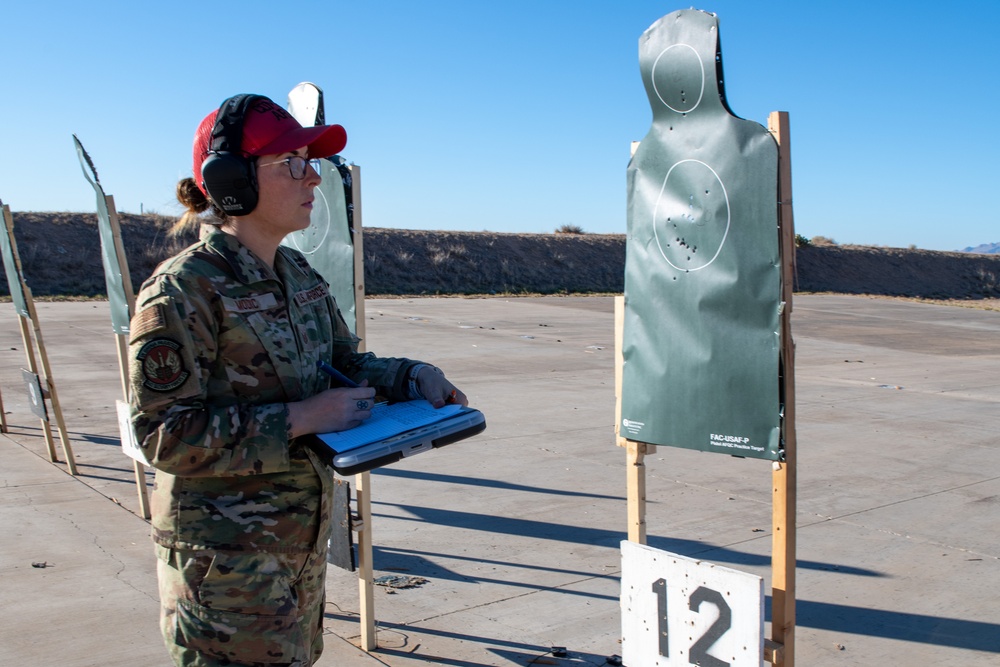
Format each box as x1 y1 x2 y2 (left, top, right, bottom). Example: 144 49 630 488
1 213 999 301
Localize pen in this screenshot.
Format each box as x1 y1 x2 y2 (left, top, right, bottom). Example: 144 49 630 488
316 360 360 388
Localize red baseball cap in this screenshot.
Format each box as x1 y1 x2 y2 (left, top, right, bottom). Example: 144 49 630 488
192 95 347 194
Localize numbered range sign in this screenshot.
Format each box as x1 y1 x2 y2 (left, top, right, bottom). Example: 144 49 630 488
621 541 763 667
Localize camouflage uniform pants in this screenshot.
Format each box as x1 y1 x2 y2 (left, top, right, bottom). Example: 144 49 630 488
155 545 327 666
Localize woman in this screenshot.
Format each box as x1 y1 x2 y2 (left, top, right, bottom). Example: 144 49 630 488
129 94 467 667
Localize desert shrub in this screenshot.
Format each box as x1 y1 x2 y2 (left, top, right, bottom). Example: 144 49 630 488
976 268 999 295
555 224 586 234
810 235 837 246
794 234 811 248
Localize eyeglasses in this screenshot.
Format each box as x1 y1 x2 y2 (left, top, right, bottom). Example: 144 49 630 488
257 155 322 180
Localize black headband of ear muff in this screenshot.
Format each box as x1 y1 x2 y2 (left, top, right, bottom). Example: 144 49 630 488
200 94 268 216
210 94 267 155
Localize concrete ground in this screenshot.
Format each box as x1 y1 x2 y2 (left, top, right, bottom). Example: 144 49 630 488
1 294 997 666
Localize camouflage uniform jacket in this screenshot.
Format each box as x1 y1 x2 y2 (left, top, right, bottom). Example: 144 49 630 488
129 229 420 555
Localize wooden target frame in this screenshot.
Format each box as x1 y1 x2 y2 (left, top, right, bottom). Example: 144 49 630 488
616 111 797 666
71 136 152 520
1 203 77 474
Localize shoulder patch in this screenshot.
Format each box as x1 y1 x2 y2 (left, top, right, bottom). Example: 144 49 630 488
131 304 167 340
136 338 190 392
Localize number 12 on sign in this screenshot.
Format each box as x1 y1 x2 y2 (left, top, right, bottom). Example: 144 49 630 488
621 541 764 667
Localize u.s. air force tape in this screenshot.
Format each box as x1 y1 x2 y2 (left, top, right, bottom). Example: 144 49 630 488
137 338 190 392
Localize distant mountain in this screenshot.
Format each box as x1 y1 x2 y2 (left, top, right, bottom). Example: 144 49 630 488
961 242 1000 254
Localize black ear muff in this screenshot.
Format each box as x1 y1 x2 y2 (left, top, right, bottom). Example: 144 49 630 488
201 94 266 216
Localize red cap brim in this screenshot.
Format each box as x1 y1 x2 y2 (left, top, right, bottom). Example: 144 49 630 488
251 124 347 159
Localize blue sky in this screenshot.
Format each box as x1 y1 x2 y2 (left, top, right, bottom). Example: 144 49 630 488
1 1 997 251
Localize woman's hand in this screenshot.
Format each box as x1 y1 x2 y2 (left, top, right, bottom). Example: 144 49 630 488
417 366 468 408
287 385 377 438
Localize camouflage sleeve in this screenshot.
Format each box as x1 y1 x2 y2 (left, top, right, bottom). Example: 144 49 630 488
326 302 424 400
128 275 292 478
